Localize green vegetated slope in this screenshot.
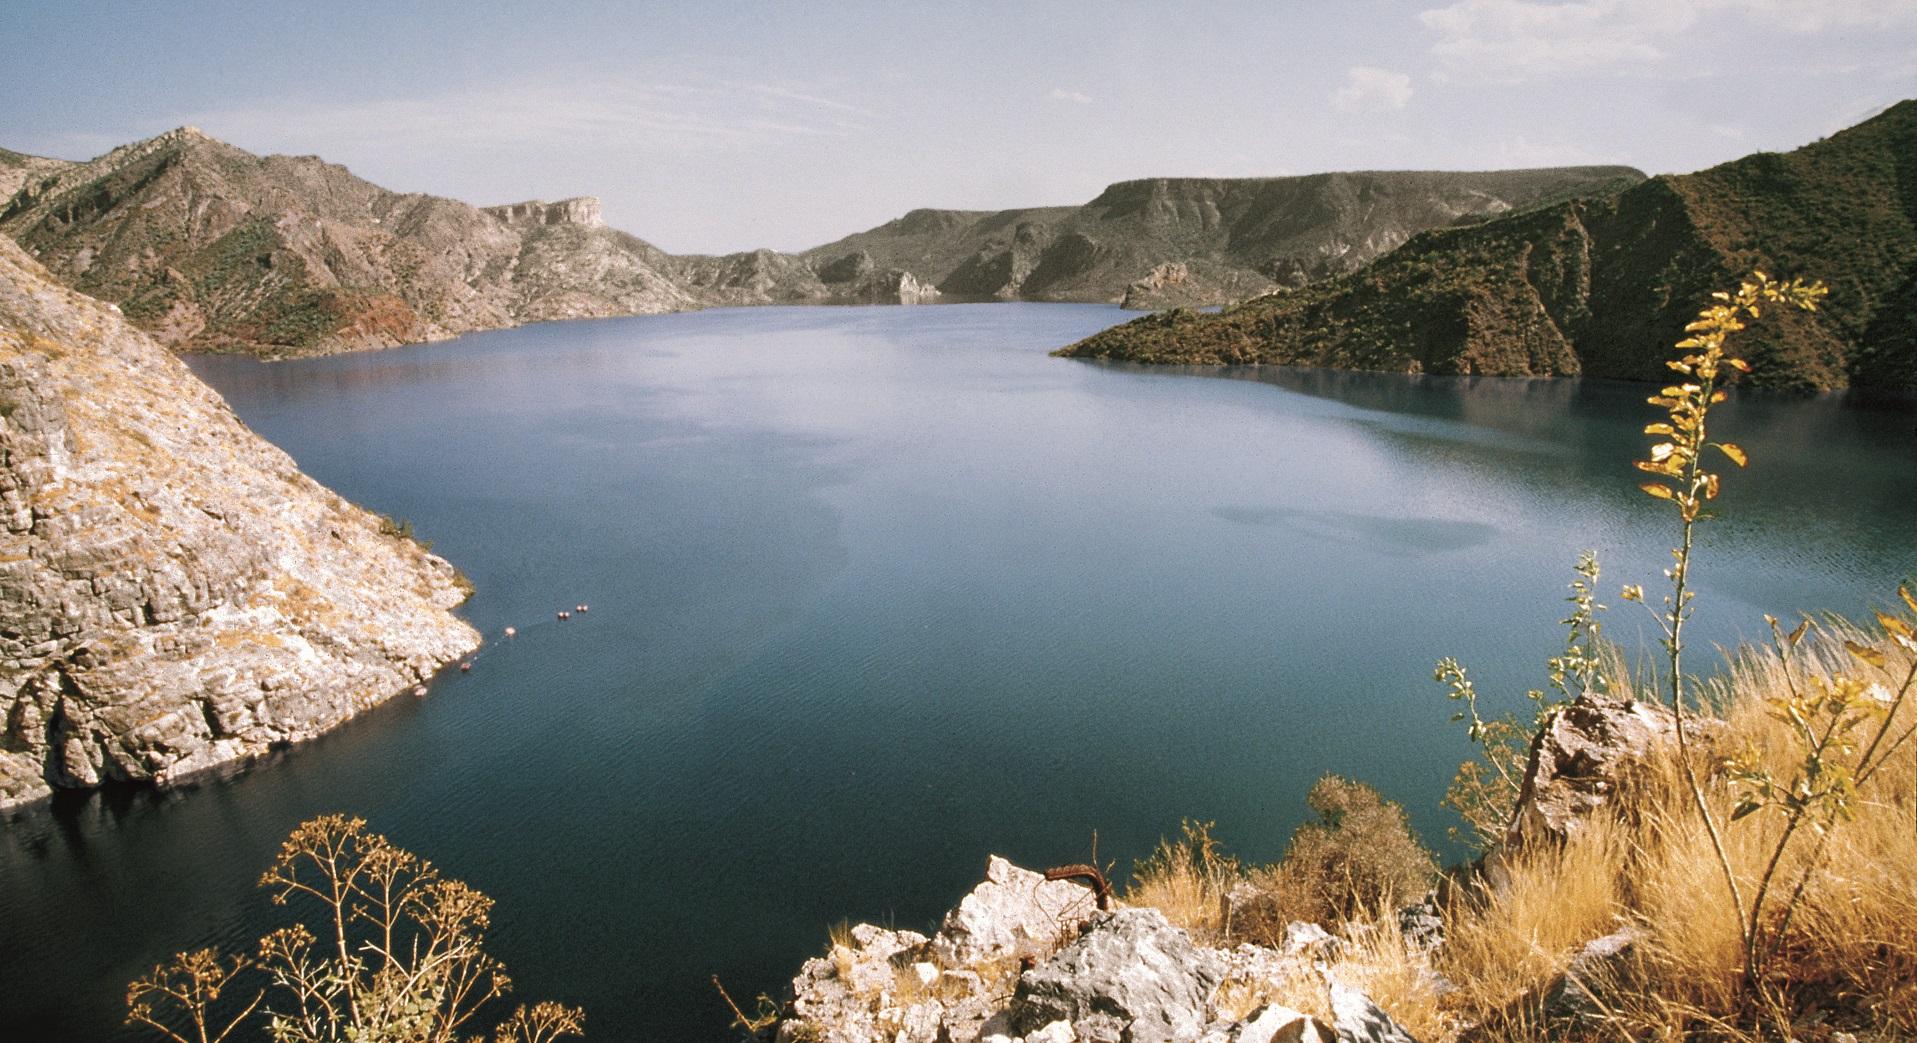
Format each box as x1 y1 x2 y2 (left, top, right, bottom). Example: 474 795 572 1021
1061 101 1917 393
803 166 1644 305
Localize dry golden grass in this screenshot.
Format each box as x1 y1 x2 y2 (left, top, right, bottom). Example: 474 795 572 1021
1125 819 1240 941
1438 812 1627 1016
1122 621 1917 1041
1331 908 1453 1043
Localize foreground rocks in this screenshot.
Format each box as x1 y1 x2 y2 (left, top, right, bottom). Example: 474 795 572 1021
0 235 480 810
774 857 1421 1043
1504 691 1712 848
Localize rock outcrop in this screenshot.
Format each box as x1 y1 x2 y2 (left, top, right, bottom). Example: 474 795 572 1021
481 196 604 227
0 234 480 810
1061 100 1917 393
1505 692 1712 848
933 855 1103 966
775 856 1419 1043
1012 908 1226 1043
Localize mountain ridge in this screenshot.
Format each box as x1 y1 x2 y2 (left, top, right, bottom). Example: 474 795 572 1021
1059 101 1917 393
0 128 1643 358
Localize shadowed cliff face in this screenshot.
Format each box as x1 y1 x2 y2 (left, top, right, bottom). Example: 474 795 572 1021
0 235 479 809
1061 101 1917 394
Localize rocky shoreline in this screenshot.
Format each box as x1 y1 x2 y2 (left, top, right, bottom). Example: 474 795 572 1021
0 235 480 811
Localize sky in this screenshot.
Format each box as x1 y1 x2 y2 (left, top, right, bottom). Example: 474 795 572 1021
3 0 1914 254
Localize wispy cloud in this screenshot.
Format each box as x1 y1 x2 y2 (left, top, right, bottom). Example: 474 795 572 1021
1721 0 1917 33
1419 0 1917 83
179 76 873 159
743 82 872 115
1419 0 1687 82
1332 66 1414 113
1049 88 1093 105
1493 135 1602 167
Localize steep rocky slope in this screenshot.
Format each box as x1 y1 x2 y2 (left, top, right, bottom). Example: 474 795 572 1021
1061 101 1917 393
0 128 712 357
804 167 1644 305
0 147 74 202
0 235 480 809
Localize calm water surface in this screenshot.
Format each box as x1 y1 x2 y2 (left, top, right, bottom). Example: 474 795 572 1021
3 303 1914 1040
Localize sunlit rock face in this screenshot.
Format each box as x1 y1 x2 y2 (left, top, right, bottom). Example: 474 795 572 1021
0 235 479 810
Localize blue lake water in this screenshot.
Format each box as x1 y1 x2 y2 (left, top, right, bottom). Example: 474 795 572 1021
3 302 1914 1040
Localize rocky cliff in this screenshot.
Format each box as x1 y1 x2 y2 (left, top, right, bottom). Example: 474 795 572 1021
482 196 604 227
0 235 480 810
1061 101 1917 393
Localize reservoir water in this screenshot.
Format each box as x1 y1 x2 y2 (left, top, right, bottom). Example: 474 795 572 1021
3 303 1914 1040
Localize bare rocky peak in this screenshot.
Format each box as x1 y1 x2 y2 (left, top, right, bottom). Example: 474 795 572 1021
0 235 480 809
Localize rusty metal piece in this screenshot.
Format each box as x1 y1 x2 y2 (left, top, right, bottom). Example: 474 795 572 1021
1043 863 1113 910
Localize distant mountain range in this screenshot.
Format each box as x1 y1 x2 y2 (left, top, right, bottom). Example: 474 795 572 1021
799 167 1643 307
0 127 1639 358
1061 101 1917 394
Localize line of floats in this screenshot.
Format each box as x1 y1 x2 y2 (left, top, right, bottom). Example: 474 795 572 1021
417 603 591 693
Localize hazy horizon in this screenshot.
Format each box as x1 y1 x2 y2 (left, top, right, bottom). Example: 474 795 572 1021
5 0 1914 254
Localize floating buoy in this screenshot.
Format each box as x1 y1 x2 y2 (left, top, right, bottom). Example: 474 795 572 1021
557 611 571 620
504 626 517 638
577 604 589 613
459 661 472 673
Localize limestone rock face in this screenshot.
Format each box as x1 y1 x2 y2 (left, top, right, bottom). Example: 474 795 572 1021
482 196 603 227
932 855 1102 966
1541 927 1640 1028
1121 262 1279 311
0 236 479 810
1326 977 1421 1043
1012 908 1226 1043
1506 693 1713 847
848 268 939 305
775 857 1420 1043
